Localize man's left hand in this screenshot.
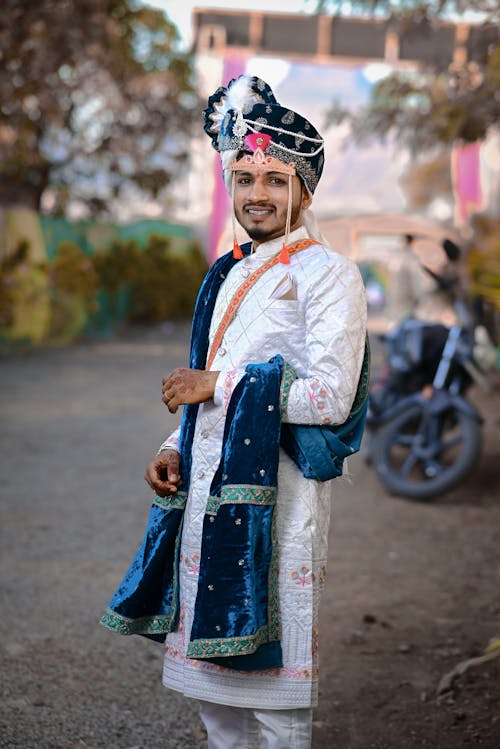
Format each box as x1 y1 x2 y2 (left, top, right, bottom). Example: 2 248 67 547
162 368 219 413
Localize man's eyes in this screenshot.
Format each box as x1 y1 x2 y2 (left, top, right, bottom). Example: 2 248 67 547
236 176 286 185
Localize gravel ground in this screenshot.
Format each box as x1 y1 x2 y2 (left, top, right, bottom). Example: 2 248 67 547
1 324 499 748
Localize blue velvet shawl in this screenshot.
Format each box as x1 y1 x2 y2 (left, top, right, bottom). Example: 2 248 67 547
101 244 290 669
100 243 369 671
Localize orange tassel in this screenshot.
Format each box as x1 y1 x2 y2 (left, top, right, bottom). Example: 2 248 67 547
232 240 244 259
279 243 291 264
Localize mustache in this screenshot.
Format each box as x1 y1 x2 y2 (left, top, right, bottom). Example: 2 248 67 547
243 202 274 210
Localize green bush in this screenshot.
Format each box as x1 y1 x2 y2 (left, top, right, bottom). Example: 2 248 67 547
126 234 208 323
0 240 52 346
0 232 208 347
48 241 100 342
0 240 32 329
93 239 141 295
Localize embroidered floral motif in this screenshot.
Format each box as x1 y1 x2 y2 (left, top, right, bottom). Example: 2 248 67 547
165 642 317 680
309 379 330 419
290 565 313 587
254 116 268 131
222 368 240 414
281 110 295 125
183 553 200 575
294 131 306 148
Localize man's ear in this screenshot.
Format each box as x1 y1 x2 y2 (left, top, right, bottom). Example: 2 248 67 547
301 187 312 210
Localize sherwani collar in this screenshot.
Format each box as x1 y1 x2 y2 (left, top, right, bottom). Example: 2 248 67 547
247 225 310 260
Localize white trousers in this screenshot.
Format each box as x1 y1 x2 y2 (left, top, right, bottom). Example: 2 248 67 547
198 700 313 749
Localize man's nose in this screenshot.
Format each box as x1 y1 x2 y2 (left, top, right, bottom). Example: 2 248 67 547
248 175 268 201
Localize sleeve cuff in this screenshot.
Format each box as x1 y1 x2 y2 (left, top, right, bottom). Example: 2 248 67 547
158 426 181 454
213 369 227 407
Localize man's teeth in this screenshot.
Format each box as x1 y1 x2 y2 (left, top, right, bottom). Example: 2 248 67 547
249 209 270 215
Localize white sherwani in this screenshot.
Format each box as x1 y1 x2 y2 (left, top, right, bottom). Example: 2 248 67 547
161 226 367 709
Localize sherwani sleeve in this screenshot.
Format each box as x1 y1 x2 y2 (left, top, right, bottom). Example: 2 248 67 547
283 256 367 426
158 425 181 454
213 368 246 412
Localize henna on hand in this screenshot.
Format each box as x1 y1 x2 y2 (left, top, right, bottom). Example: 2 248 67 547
161 368 219 413
144 449 181 497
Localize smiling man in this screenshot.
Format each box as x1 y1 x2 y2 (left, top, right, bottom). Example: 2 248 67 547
234 167 310 244
101 76 368 749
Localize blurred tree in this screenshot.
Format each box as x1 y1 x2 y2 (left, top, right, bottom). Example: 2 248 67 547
314 1 499 151
0 0 198 216
400 150 453 210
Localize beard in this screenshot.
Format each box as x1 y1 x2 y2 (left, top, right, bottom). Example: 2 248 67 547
235 199 304 243
244 225 274 241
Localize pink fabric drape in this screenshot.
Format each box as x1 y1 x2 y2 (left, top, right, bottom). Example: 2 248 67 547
451 141 483 224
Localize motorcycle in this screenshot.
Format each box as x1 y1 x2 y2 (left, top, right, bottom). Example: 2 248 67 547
365 240 496 501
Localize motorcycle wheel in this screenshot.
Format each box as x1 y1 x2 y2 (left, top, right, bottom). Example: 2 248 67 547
372 402 482 500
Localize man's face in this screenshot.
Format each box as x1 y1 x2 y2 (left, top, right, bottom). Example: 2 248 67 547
233 170 311 246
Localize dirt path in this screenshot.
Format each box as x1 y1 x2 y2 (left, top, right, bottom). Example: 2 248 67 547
1 326 499 749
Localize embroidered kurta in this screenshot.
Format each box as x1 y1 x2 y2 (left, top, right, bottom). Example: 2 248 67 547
161 226 367 709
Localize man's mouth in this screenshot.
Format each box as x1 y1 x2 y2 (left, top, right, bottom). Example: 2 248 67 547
245 206 273 218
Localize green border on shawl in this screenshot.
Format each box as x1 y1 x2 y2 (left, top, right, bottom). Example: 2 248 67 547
221 484 277 506
267 490 281 641
152 491 187 511
99 607 175 636
205 486 277 516
280 361 297 418
205 495 220 515
186 624 273 659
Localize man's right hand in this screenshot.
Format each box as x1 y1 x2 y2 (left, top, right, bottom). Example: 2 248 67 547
144 449 182 497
